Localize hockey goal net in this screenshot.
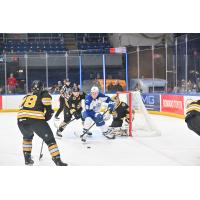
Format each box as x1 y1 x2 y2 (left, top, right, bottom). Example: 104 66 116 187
117 91 161 137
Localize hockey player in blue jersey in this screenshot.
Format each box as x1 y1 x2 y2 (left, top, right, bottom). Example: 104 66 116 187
81 86 115 142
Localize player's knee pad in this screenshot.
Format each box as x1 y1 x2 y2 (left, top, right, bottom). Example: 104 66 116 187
84 117 94 129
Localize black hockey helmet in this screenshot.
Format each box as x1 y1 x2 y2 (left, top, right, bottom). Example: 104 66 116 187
31 80 44 94
72 86 80 93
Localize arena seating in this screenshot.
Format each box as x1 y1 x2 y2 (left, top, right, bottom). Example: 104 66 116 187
1 33 66 53
0 33 112 54
2 40 66 53
76 33 111 53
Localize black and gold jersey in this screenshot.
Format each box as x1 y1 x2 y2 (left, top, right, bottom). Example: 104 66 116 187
65 92 86 112
185 100 200 120
112 101 129 121
17 90 52 120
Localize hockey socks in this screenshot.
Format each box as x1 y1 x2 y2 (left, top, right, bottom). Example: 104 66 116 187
23 139 34 165
48 143 67 166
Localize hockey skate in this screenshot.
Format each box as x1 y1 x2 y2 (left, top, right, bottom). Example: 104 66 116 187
80 128 92 142
87 131 92 136
54 116 60 120
56 129 62 138
80 133 87 143
103 129 115 139
52 157 68 166
24 153 34 166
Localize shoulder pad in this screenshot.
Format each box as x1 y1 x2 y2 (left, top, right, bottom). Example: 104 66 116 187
42 90 52 98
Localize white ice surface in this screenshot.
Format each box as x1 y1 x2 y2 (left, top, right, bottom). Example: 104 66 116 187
1 112 200 166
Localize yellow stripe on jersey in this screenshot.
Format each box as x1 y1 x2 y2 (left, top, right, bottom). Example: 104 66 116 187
42 98 52 106
17 109 45 119
187 107 200 113
188 103 200 108
18 110 44 114
42 103 51 106
186 103 200 113
17 115 45 119
42 98 52 101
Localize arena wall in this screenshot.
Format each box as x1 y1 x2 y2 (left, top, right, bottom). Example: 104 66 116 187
0 93 200 119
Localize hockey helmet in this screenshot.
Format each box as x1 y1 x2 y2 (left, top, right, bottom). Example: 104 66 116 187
111 94 119 102
31 80 44 94
72 86 80 93
91 86 99 93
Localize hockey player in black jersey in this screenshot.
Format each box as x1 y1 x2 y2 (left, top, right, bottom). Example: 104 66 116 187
185 100 200 136
54 78 72 119
56 87 86 137
109 95 132 136
17 80 67 166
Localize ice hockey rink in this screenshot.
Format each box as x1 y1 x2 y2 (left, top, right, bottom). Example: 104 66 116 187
1 112 200 166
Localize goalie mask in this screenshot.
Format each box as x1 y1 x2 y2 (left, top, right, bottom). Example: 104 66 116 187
111 95 120 104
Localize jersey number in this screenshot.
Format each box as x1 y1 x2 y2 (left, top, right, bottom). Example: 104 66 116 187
22 95 37 108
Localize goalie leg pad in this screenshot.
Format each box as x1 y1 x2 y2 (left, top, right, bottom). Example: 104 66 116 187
99 125 115 139
110 119 123 127
108 127 128 136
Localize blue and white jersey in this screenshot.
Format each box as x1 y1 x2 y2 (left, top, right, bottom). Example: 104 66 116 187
84 92 111 117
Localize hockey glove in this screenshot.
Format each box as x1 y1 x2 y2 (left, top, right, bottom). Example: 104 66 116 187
95 113 103 122
45 109 54 121
108 102 115 112
74 112 81 120
70 108 76 115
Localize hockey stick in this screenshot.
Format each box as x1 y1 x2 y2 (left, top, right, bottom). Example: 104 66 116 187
54 117 76 129
39 140 44 161
80 109 109 142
